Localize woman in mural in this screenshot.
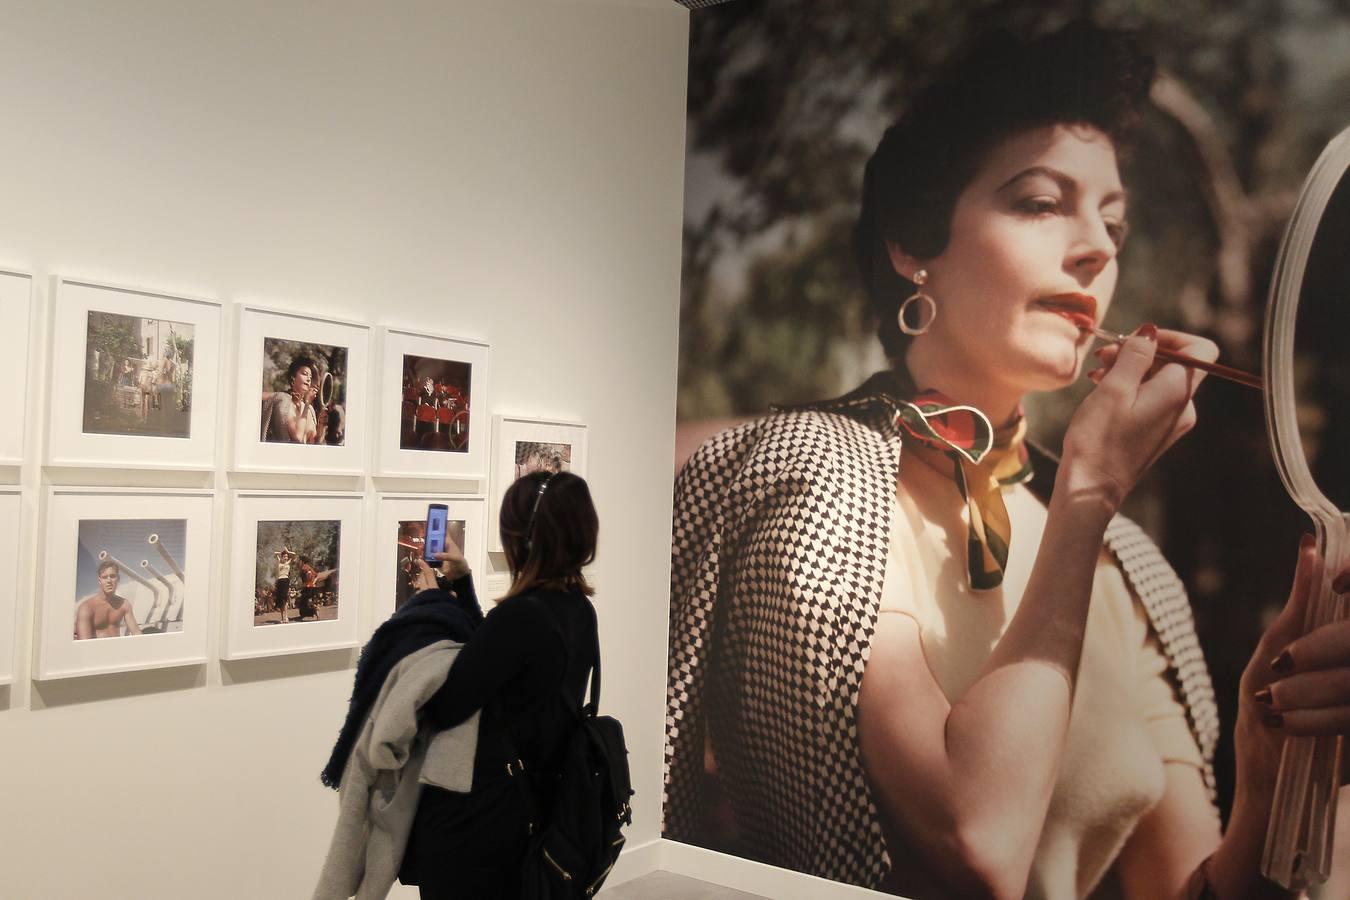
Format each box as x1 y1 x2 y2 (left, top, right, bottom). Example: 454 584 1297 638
665 21 1350 899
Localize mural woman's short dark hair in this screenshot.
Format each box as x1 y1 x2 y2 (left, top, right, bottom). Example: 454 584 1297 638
854 20 1155 358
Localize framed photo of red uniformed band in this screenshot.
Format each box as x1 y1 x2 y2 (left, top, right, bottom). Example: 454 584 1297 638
232 305 371 476
487 415 588 553
47 278 223 470
376 327 490 480
224 491 364 660
35 488 214 680
0 270 33 466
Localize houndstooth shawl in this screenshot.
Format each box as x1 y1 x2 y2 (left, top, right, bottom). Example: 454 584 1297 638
663 372 1220 889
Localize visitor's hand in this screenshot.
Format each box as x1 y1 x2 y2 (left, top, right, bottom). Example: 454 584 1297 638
1236 535 1350 806
428 547 470 581
411 560 441 593
1058 325 1217 512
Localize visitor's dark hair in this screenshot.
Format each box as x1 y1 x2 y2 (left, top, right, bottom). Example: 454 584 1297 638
287 355 318 382
499 470 598 598
97 559 118 576
855 20 1155 359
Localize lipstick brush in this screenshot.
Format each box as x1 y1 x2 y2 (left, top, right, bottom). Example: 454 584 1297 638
1084 326 1265 391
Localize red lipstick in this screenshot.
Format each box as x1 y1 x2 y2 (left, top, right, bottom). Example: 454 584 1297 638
1035 293 1098 332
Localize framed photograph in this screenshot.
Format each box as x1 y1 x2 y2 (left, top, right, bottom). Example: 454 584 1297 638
0 489 22 684
0 270 33 465
232 306 370 475
35 488 214 680
376 327 490 478
488 416 588 552
374 494 486 625
225 491 363 659
47 278 223 470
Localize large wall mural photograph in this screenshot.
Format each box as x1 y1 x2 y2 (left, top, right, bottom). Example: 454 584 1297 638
666 2 1350 896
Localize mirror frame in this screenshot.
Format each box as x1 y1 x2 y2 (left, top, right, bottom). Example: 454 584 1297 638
1264 124 1350 524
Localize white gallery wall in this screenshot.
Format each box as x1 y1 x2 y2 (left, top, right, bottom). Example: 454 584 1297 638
0 2 688 898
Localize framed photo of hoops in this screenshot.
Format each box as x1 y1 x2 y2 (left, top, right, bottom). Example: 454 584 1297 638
232 305 371 476
47 278 223 470
35 488 214 680
488 416 587 552
0 489 23 684
0 270 33 466
376 327 490 479
224 491 364 659
374 494 486 626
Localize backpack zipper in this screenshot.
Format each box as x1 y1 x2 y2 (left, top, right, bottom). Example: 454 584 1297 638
543 847 572 882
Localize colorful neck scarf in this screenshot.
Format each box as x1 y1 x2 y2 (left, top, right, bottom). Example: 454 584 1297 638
895 391 1034 591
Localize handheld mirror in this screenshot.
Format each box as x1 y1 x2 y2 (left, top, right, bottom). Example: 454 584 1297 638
1261 123 1350 890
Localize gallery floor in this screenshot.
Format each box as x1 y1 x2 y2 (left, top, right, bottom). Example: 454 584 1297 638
599 871 769 899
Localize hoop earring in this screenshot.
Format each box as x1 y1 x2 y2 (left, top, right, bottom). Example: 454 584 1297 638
897 269 936 336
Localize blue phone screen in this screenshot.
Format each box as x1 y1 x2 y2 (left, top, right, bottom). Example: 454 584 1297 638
424 505 448 563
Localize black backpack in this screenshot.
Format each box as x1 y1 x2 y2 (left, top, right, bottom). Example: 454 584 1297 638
500 603 634 898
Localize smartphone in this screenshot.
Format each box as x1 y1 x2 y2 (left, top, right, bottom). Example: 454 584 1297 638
424 504 448 564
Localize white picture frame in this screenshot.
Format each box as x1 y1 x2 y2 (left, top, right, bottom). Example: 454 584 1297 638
225 491 364 659
374 494 487 626
488 415 588 552
47 278 223 470
376 327 490 479
35 488 214 680
232 305 371 475
0 270 33 465
0 489 22 684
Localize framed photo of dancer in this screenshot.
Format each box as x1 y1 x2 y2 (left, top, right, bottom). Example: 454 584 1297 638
35 488 213 680
47 278 223 470
0 489 23 684
374 494 486 626
0 270 33 466
225 491 363 659
232 305 370 475
375 327 490 479
488 416 587 552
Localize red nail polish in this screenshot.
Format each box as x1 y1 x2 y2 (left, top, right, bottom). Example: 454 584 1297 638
1271 650 1294 674
1262 711 1284 729
1301 532 1316 551
1254 688 1273 705
1136 323 1158 341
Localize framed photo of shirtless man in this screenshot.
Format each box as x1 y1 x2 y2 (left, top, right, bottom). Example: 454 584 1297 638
374 493 486 625
0 270 33 466
375 327 490 479
47 278 223 470
232 305 370 475
0 489 23 684
36 488 213 680
225 491 364 659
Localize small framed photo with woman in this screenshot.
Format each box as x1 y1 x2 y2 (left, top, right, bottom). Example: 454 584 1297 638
35 488 214 680
225 491 363 659
0 269 33 466
0 489 23 684
374 494 486 625
375 327 490 479
47 278 223 470
488 416 586 553
232 305 370 475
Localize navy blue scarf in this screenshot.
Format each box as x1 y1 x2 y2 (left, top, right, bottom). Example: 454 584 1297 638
320 588 477 789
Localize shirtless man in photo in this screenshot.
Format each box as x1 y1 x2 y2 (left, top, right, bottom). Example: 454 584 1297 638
74 560 142 640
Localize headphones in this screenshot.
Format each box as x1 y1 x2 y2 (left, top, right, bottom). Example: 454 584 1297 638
524 473 557 548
